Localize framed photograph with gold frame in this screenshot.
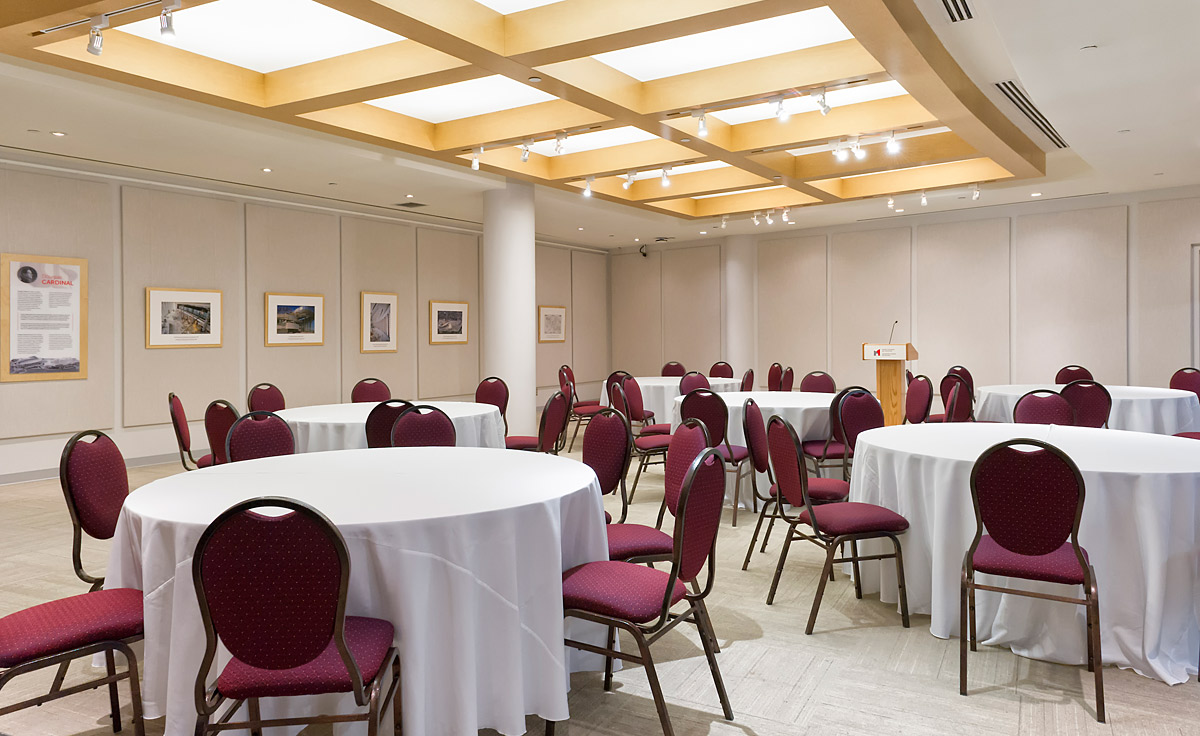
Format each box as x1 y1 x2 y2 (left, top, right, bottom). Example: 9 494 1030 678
361 291 398 353
146 287 222 348
538 305 566 343
429 300 468 345
1 252 88 382
265 292 324 346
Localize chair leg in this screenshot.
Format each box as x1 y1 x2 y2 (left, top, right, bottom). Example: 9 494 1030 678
392 656 403 735
805 541 838 635
122 645 145 736
50 659 70 694
849 539 863 600
693 607 733 721
603 626 616 691
1089 574 1105 723
968 583 977 651
545 721 556 735
960 575 969 696
690 584 720 653
248 699 262 736
890 534 910 628
731 467 741 527
742 498 775 570
104 650 122 733
631 629 675 736
654 495 668 531
629 455 647 502
766 526 796 605
568 417 582 452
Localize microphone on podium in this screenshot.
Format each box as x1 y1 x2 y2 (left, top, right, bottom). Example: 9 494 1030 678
888 320 898 343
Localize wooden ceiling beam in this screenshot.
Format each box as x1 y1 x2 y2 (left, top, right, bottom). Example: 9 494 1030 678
785 130 979 180
729 95 937 152
807 157 1012 198
432 100 609 152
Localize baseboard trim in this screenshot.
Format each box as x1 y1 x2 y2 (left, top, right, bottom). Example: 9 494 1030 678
0 452 179 487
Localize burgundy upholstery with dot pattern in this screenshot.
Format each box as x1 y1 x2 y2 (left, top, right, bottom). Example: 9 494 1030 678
1013 391 1075 426
505 436 538 450
350 378 390 404
1169 367 1200 400
767 363 783 391
540 392 571 452
582 411 631 497
247 383 286 412
619 376 654 423
799 371 836 393
680 389 728 447
634 434 673 452
603 371 629 409
1055 365 1093 384
948 365 974 395
971 537 1088 585
227 412 295 463
390 405 456 447
905 375 933 424
675 451 726 582
797 503 909 536
944 379 973 423
62 432 129 540
475 377 510 417
971 442 1084 558
169 393 193 453
936 373 960 412
365 400 412 449
709 361 734 378
563 365 601 405
801 440 849 460
780 367 795 392
640 423 672 435
743 399 769 473
807 477 850 502
664 422 709 517
680 372 711 393
715 445 750 462
605 524 673 561
767 418 808 509
0 588 143 667
838 390 884 451
557 367 574 400
561 562 687 623
204 400 240 465
661 362 686 377
740 368 755 391
1060 380 1111 429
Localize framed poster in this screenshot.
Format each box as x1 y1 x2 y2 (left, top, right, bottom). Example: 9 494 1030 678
538 305 566 343
1 253 88 382
265 292 324 346
146 287 222 348
429 300 468 345
361 291 398 353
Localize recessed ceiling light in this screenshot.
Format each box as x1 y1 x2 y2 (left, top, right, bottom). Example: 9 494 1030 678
405 193 414 198
368 75 556 123
699 231 707 235
527 75 542 83
50 131 67 137
680 137 692 143
1031 192 1042 197
261 167 272 173
634 238 640 242
1080 44 1098 50
1117 129 1131 133
577 227 584 231
894 208 905 213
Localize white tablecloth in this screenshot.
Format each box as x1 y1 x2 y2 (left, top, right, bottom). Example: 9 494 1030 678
976 384 1200 435
106 447 608 735
276 401 506 452
600 376 740 427
850 422 1200 683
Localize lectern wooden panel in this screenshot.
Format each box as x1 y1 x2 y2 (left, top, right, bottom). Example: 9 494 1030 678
862 343 918 426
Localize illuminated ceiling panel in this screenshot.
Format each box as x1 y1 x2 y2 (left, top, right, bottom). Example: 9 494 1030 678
367 76 557 123
472 0 567 12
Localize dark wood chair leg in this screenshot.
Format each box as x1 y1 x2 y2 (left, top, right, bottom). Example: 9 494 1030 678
694 608 733 721
742 499 775 570
104 649 122 733
805 541 838 635
766 526 796 605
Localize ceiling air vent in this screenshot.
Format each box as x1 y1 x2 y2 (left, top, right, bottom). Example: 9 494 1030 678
994 81 1070 149
393 201 427 208
941 0 973 21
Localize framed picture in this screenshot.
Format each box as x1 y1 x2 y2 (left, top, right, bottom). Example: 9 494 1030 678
146 287 222 348
429 300 468 345
265 292 324 346
538 305 566 343
1 252 88 382
361 291 398 353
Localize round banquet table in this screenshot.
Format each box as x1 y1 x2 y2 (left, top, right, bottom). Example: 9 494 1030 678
276 401 506 452
975 384 1200 435
849 422 1200 683
600 376 740 427
105 447 609 736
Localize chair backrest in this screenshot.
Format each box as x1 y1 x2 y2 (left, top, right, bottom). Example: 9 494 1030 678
938 373 958 408
780 367 795 392
904 375 933 424
604 370 630 405
475 376 509 420
204 400 240 465
560 364 578 389
969 439 1086 562
742 398 770 473
906 369 913 386
668 448 726 589
192 497 366 702
709 361 734 378
226 411 295 462
947 365 974 395
538 391 571 453
826 385 869 444
582 409 633 502
167 392 193 455
1055 364 1093 384
365 400 413 448
608 381 631 423
391 404 456 447
664 419 710 518
838 389 884 451
350 377 390 403
799 371 836 393
557 366 576 402
247 382 286 412
766 416 812 515
618 375 652 422
1013 390 1075 426
679 371 711 394
60 430 128 542
767 362 783 391
1169 367 1200 399
661 361 686 377
944 375 973 423
679 388 729 447
740 368 754 391
1060 380 1112 429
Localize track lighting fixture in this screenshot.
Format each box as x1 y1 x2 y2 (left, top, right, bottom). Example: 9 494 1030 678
86 15 108 56
623 171 635 190
765 209 775 225
555 132 567 155
773 96 789 123
692 110 708 138
886 131 900 154
520 140 532 163
781 207 790 223
661 166 671 187
720 215 728 229
470 147 481 170
920 190 928 206
159 0 181 39
852 137 866 160
752 212 760 226
833 141 849 162
582 176 593 197
887 196 895 209
971 183 981 201
814 88 831 116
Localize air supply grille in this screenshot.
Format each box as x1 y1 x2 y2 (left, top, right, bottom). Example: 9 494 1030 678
994 81 1070 149
941 0 973 21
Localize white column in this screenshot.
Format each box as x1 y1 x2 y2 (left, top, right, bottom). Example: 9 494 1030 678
722 235 757 379
482 180 537 435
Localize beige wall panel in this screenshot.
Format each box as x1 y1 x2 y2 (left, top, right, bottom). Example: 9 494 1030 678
1013 206 1128 384
610 251 662 376
416 228 480 398
245 204 341 409
536 245 573 389
571 250 609 388
340 217 418 401
757 235 828 386
661 245 722 373
829 228 912 390
121 187 243 426
0 169 115 439
912 219 1010 390
1132 198 1200 386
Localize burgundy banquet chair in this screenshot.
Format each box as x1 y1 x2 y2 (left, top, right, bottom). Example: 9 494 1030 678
679 371 711 394
799 371 836 394
680 388 753 525
226 411 295 462
837 388 886 480
561 364 599 407
802 385 869 480
1060 380 1112 429
191 497 401 735
506 391 570 454
203 400 240 466
929 373 972 423
904 375 933 424
350 377 391 403
581 409 633 525
474 376 509 433
767 362 784 391
948 365 975 396
740 368 755 391
247 382 285 412
619 375 671 436
780 367 795 392
391 404 456 447
709 361 734 378
168 392 213 471
1014 390 1075 426
610 383 672 500
365 399 413 448
943 377 974 423
961 439 1103 722
561 367 604 452
1056 365 1093 384
661 361 686 377
1169 367 1200 399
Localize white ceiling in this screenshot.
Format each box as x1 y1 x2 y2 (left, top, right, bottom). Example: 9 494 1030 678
3 0 1199 247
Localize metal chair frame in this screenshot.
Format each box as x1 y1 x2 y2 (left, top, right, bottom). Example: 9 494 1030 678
611 383 668 500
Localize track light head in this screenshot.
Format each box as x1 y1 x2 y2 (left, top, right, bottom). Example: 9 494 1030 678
520 141 531 163
86 15 107 56
971 183 981 201
765 209 775 225
886 131 900 154
661 166 671 187
692 110 708 138
582 176 594 197
833 141 849 162
887 196 895 209
159 0 181 38
852 138 866 160
554 132 567 155
815 88 831 116
720 215 728 229
781 207 790 223
623 171 635 190
470 147 481 170
752 212 760 226
920 190 928 206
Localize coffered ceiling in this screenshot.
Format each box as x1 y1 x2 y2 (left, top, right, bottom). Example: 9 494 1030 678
0 0 1045 222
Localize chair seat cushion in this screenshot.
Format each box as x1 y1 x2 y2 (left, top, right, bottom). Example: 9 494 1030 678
715 444 750 463
576 399 601 407
1174 431 1200 441
801 440 850 460
798 502 908 537
606 523 673 561
0 588 144 667
217 616 394 699
562 561 687 624
808 477 850 502
971 536 1089 585
639 423 672 436
196 453 214 468
926 413 945 423
573 405 605 417
634 435 672 452
505 435 538 450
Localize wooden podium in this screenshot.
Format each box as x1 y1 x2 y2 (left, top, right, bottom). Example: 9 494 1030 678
862 343 918 426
